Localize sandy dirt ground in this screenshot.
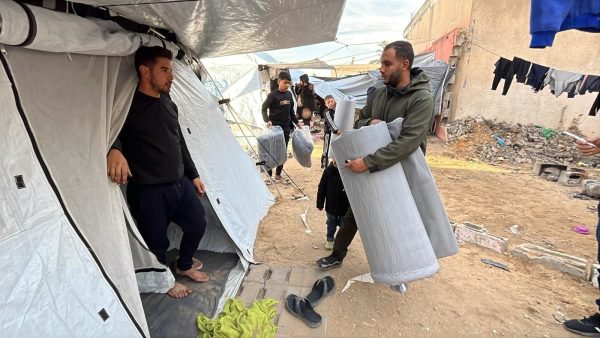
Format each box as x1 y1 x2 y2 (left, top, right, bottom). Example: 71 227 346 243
253 135 600 337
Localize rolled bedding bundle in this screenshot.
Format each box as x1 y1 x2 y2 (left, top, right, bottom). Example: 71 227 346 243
329 98 356 160
257 125 286 170
291 125 314 168
330 122 439 285
387 118 458 258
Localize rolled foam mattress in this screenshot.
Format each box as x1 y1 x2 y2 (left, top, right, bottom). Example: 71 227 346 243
291 125 314 168
388 118 458 259
330 122 439 284
257 125 287 170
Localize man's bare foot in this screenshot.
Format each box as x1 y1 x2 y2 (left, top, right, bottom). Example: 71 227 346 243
166 282 192 298
176 267 210 282
192 257 203 270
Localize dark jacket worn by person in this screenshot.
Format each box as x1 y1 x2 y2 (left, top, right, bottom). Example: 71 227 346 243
357 68 434 173
112 91 199 185
261 89 298 129
317 164 350 217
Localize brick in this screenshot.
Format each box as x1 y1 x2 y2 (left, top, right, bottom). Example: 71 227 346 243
454 224 509 253
245 264 270 284
237 282 263 307
288 268 304 287
275 286 303 336
512 243 588 279
265 266 291 287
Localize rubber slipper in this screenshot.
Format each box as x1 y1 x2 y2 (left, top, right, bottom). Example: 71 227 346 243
305 276 335 306
285 294 322 328
572 224 590 235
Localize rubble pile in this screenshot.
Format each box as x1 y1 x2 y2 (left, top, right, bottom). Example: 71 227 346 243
447 118 599 166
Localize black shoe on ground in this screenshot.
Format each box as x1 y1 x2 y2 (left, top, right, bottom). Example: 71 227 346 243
316 254 343 269
564 313 600 336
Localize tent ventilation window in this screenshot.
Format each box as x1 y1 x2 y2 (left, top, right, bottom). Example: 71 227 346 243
98 309 110 322
14 175 25 189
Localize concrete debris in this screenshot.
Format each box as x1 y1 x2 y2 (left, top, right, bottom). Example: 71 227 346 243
512 243 588 280
447 119 600 166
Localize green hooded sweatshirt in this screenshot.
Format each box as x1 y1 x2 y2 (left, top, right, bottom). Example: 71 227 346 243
357 68 434 173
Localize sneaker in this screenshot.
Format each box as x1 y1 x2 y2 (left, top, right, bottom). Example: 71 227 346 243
325 240 334 250
316 253 343 269
564 313 600 336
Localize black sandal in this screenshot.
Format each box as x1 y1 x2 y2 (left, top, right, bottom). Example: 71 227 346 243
305 276 335 306
285 294 322 328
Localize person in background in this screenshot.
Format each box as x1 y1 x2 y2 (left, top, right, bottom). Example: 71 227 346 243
321 95 340 169
295 74 315 120
563 136 600 336
317 160 350 250
300 106 313 128
261 71 298 181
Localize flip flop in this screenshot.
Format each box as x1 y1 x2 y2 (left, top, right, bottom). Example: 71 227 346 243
285 294 322 328
305 276 335 306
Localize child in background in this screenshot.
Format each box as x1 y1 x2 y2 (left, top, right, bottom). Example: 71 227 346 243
316 161 350 250
300 106 313 128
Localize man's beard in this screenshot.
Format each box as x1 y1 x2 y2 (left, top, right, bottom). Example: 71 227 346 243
151 78 171 94
384 71 402 87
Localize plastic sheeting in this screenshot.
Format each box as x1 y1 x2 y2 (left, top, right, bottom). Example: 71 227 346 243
3 46 149 334
387 118 458 258
330 122 439 285
257 126 287 171
0 55 142 337
75 0 346 57
0 1 177 56
300 57 453 113
171 59 274 263
291 126 314 168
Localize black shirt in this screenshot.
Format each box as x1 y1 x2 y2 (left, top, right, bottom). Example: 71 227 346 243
261 89 298 128
113 90 199 185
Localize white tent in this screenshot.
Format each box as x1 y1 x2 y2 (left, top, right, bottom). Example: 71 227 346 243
0 0 345 336
294 52 454 113
202 53 333 129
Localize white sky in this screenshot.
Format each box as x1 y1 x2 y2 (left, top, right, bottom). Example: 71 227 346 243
268 0 427 65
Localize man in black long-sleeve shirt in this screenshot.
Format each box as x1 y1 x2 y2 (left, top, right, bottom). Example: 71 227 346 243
261 71 298 180
107 46 207 298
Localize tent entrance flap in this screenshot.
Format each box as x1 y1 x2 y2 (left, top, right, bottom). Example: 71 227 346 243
141 250 239 338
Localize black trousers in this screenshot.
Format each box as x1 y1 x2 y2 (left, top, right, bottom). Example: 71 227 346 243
127 176 206 271
332 207 358 258
267 128 290 176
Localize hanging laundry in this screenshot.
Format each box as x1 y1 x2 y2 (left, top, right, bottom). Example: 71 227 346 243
525 63 550 92
579 75 600 94
513 57 532 83
492 57 514 95
589 93 600 116
530 0 600 48
543 69 583 97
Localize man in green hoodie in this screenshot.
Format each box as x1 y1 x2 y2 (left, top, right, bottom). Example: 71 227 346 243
317 40 434 269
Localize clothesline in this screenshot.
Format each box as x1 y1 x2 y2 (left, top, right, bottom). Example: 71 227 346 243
490 52 600 116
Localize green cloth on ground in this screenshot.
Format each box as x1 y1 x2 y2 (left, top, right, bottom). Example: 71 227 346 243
197 298 278 338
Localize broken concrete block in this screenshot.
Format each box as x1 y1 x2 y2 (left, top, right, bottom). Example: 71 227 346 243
582 180 600 198
591 264 600 289
532 162 567 176
558 171 583 186
512 243 588 279
463 222 487 232
454 224 508 253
